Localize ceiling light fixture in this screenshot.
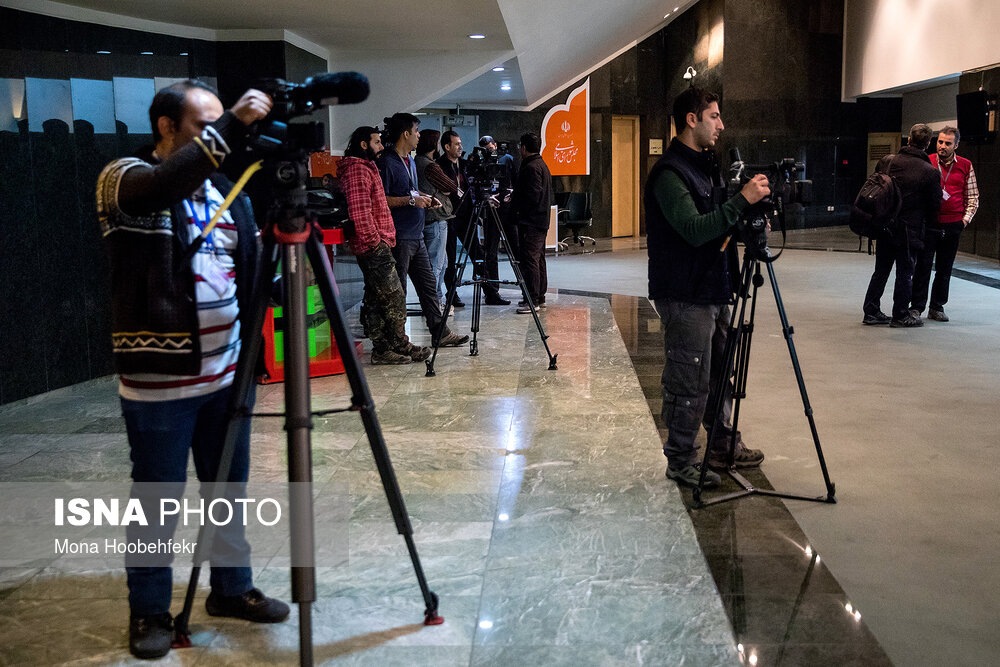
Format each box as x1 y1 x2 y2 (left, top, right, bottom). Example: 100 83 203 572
179 52 189 56
140 51 153 55
500 83 512 91
97 50 111 54
492 66 505 72
469 34 486 39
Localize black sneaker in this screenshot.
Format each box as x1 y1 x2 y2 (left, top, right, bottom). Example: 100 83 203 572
206 587 290 623
485 295 511 305
128 612 173 659
928 309 949 322
666 463 721 488
862 311 891 326
890 313 923 328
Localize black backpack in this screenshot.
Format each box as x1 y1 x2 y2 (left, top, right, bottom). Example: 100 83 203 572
849 155 902 252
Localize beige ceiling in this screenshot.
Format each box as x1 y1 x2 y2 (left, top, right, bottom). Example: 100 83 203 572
10 0 695 109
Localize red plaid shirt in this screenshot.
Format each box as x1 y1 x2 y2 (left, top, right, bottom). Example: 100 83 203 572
339 156 396 255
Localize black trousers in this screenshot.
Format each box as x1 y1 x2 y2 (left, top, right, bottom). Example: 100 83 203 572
863 230 917 320
482 203 518 299
518 224 548 303
911 222 963 313
445 212 500 299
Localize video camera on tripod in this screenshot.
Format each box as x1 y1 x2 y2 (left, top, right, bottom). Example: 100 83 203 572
727 147 813 261
466 145 504 200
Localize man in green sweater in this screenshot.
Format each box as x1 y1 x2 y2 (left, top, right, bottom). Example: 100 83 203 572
644 87 769 488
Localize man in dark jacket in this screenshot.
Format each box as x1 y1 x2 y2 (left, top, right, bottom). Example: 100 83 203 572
96 80 288 660
644 87 770 488
511 132 553 313
862 123 942 327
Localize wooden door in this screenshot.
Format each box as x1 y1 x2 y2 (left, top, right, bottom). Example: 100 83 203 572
612 115 640 237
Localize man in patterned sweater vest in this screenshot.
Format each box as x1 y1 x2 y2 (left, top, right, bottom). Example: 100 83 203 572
96 80 288 659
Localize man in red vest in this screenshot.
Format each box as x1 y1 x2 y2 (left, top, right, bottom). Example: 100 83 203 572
910 126 979 322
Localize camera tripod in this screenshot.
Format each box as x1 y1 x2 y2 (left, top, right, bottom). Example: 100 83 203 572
692 246 837 508
426 188 557 375
172 151 442 665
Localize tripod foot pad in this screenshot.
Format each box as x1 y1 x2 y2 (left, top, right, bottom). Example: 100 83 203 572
423 612 445 626
171 630 192 649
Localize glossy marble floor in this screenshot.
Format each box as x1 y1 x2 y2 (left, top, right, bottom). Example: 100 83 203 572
2 227 998 666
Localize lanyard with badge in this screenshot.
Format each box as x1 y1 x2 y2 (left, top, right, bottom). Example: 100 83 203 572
184 180 231 296
938 160 955 201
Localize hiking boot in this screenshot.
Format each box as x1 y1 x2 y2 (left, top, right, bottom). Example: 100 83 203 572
397 343 430 361
708 444 765 469
372 349 412 365
928 309 949 322
128 612 173 659
205 587 290 623
436 331 470 347
862 311 891 325
890 313 923 328
666 463 721 488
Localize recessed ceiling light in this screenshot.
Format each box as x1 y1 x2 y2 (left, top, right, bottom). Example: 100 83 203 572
674 6 679 10
96 50 111 54
492 66 505 72
469 34 486 39
179 52 189 56
500 83 512 91
140 51 153 55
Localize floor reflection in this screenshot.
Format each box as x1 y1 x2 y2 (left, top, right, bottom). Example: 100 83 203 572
615 294 893 666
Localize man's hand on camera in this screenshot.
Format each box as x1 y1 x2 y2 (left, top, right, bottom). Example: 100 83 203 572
231 89 273 126
741 174 770 205
412 195 434 209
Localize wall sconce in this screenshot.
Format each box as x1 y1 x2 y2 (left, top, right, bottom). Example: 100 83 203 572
683 66 698 81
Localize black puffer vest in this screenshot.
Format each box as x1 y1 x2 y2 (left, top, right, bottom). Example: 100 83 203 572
644 139 737 304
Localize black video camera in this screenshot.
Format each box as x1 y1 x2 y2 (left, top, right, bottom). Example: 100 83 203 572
466 145 504 200
727 148 813 261
250 72 370 156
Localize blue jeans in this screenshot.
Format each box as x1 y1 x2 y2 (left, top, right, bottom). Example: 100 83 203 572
423 220 448 303
121 385 254 616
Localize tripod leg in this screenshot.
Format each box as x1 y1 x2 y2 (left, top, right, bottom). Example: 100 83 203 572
427 203 479 374
694 257 754 505
173 234 281 647
764 263 837 502
492 206 557 370
304 232 443 625
280 240 318 662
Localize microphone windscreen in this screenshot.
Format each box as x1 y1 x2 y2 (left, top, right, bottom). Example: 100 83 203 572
301 72 370 106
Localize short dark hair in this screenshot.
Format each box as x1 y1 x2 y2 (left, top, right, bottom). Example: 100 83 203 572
479 135 495 147
939 125 961 145
416 129 441 156
671 87 719 135
345 125 379 158
441 130 461 148
908 123 933 150
385 112 419 144
519 132 541 154
149 79 219 143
